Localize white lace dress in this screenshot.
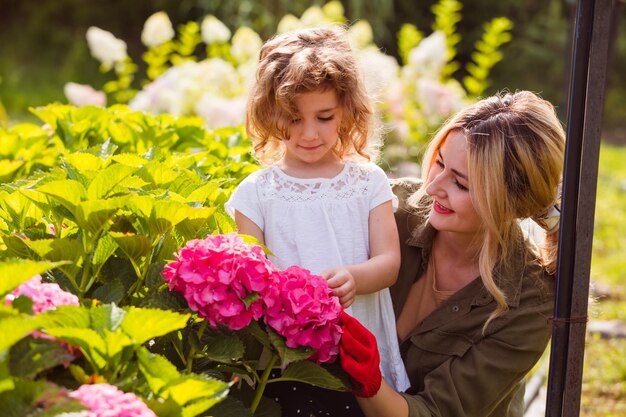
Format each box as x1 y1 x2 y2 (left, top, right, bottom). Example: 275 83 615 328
226 161 410 392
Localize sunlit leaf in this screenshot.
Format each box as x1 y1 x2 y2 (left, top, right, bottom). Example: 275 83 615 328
87 164 138 199
0 260 67 298
136 346 181 394
121 307 190 345
0 315 41 352
37 180 87 213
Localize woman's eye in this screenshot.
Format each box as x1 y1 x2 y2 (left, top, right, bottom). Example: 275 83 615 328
318 115 334 122
435 159 444 168
454 180 468 191
291 118 301 124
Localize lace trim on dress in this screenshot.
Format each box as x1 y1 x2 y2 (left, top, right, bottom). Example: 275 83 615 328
258 163 372 202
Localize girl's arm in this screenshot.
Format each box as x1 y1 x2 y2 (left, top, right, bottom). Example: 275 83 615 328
323 200 400 306
234 210 265 245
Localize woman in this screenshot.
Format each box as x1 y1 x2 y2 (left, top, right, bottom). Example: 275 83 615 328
339 90 566 417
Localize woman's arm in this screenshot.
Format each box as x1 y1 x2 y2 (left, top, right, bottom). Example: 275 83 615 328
357 381 409 417
322 200 401 306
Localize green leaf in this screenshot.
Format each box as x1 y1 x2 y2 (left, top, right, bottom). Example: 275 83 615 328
112 153 149 167
0 358 14 394
0 379 48 416
162 374 230 409
204 333 245 363
91 280 126 304
43 327 108 369
110 231 151 263
63 152 105 173
9 336 76 378
0 260 66 298
37 305 91 329
278 361 347 390
0 315 43 352
206 396 253 417
266 327 314 366
91 303 126 334
74 199 119 235
87 164 138 199
37 180 87 213
121 307 190 345
137 346 181 394
92 233 119 277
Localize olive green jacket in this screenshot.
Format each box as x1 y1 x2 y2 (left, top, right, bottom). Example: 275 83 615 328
390 178 555 417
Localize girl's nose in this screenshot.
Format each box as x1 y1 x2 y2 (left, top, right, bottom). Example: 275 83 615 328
300 120 318 141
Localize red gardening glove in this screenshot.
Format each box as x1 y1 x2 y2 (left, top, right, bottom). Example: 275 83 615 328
339 310 382 398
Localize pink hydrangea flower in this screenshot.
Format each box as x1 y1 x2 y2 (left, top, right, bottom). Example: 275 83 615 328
263 266 343 363
68 383 156 417
6 275 79 313
162 233 276 330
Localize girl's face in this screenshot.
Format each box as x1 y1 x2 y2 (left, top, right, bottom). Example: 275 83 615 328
282 89 343 171
425 130 482 236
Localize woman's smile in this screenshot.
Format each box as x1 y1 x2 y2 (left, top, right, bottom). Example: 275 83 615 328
433 200 454 214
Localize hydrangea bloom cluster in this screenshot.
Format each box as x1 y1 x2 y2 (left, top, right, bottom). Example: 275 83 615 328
162 233 276 330
68 383 156 417
6 275 79 313
263 266 343 363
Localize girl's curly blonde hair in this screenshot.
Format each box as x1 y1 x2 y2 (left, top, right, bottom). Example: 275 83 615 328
245 25 381 165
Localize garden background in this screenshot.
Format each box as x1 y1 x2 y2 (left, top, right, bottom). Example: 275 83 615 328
0 0 624 416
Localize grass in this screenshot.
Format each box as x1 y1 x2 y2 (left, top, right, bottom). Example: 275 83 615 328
577 143 626 415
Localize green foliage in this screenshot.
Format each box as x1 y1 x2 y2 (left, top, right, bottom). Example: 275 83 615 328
431 0 463 78
0 102 351 415
397 24 423 65
591 144 626 290
463 17 514 98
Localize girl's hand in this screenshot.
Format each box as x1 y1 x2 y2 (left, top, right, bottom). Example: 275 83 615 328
321 267 356 308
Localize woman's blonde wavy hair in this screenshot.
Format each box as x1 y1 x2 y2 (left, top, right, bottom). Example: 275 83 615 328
245 25 381 165
410 90 566 328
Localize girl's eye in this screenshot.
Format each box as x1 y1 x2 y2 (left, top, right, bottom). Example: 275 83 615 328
291 118 301 124
318 115 334 122
435 159 444 168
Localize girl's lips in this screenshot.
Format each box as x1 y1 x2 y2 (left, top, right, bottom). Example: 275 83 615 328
433 200 454 214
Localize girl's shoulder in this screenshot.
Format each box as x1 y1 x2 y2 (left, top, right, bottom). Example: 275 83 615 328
344 161 388 180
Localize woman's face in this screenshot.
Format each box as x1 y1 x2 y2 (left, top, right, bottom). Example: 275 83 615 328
425 130 482 236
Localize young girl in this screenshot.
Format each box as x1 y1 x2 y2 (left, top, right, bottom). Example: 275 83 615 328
226 25 410 415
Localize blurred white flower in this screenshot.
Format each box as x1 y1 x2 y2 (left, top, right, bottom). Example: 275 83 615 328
195 95 247 129
231 27 263 64
356 47 399 99
407 31 447 79
277 14 301 34
201 15 231 44
348 21 374 49
129 58 244 118
64 82 106 107
300 6 328 27
416 78 466 123
86 26 127 68
141 11 175 48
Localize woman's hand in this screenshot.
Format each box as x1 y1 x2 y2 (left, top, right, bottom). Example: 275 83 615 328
339 311 382 398
322 267 357 308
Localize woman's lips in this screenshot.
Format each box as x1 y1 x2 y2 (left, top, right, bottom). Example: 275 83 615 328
433 200 454 214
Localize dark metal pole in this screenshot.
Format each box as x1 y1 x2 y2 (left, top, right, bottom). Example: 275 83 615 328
545 0 614 416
